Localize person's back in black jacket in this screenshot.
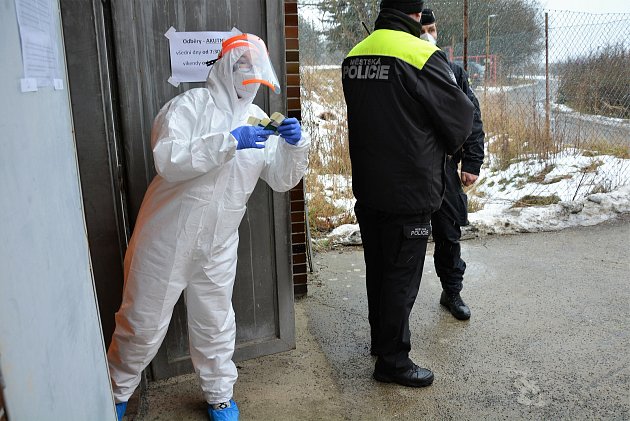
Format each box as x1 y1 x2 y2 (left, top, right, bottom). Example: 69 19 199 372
342 8 474 215
341 1 474 390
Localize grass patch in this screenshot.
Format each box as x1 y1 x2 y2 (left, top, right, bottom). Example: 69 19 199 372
307 192 345 233
301 66 352 177
582 143 629 159
311 237 333 253
583 160 603 173
526 164 556 183
301 65 355 238
307 202 355 236
300 66 628 233
305 172 355 237
542 174 573 185
589 183 613 195
467 196 484 213
511 194 561 208
557 44 630 119
483 92 556 170
464 186 486 197
464 184 486 213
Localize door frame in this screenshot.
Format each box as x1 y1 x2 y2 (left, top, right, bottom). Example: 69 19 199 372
60 0 296 381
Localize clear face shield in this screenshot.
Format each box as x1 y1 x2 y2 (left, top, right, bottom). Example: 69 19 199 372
219 33 281 98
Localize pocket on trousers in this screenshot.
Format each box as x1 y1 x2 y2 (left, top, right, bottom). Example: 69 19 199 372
395 223 431 267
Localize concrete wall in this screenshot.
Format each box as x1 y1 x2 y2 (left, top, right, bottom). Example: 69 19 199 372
0 1 115 420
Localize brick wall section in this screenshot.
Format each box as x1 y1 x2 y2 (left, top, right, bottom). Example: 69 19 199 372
284 0 308 297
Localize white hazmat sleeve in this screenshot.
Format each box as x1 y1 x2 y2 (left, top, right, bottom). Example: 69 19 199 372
151 89 238 183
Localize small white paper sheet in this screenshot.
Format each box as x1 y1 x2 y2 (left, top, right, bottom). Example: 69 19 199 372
165 27 232 86
14 0 63 92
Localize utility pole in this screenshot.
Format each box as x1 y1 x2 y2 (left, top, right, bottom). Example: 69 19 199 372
484 14 497 102
545 12 551 146
463 0 468 72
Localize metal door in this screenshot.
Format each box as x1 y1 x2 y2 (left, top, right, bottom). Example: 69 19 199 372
61 0 295 381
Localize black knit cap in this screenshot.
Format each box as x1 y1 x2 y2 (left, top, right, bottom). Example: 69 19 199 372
421 8 436 25
380 0 425 14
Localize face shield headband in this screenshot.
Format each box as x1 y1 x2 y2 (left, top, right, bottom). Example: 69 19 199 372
214 33 281 94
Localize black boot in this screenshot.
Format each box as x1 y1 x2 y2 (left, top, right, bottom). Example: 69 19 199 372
373 363 434 387
440 291 471 320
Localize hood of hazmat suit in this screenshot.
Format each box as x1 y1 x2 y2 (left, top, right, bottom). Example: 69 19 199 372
107 30 310 406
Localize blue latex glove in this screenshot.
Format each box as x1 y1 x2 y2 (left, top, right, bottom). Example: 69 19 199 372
231 126 274 150
277 117 302 145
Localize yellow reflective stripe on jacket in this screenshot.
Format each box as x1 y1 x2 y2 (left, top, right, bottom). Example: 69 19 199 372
347 29 439 70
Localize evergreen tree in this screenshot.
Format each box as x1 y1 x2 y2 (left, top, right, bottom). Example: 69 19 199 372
318 0 380 56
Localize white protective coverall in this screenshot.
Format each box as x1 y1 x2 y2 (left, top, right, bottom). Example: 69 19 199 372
107 33 310 404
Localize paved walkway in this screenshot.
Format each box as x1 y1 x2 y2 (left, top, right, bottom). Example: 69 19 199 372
137 215 629 420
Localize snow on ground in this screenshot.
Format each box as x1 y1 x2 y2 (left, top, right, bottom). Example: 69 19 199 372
466 184 630 237
462 146 630 237
552 103 629 126
316 149 630 245
485 83 537 93
315 174 355 213
302 75 630 246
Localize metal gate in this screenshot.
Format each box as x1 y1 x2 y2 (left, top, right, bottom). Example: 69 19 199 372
61 0 294 380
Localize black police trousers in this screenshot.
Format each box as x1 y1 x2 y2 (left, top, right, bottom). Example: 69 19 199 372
355 201 431 372
431 158 468 295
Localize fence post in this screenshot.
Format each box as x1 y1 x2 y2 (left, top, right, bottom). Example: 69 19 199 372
545 12 551 146
463 0 468 72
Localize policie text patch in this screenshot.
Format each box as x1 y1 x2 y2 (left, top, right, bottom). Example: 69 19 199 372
342 57 392 82
403 223 431 239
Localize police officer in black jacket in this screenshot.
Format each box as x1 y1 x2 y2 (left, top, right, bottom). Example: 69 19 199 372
342 0 474 387
420 9 486 321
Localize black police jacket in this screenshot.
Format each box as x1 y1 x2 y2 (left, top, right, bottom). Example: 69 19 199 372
342 9 474 215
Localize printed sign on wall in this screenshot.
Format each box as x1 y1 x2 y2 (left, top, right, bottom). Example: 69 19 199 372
14 0 64 92
165 27 232 86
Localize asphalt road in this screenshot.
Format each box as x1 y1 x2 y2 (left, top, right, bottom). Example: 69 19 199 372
305 214 630 420
135 216 629 420
481 79 630 147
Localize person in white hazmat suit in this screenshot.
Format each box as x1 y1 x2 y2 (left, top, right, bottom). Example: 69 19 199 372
107 32 309 421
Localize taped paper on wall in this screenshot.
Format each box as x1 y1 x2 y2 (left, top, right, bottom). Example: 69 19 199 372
14 0 63 92
165 27 232 86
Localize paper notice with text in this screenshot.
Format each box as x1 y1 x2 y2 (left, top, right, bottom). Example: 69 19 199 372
14 0 63 91
165 27 232 86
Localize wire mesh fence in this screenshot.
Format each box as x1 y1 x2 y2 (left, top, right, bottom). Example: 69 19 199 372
298 1 630 235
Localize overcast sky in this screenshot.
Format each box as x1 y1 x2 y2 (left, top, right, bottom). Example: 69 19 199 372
543 0 629 13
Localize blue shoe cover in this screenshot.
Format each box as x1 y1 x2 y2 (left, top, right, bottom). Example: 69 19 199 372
208 399 239 421
115 402 127 421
